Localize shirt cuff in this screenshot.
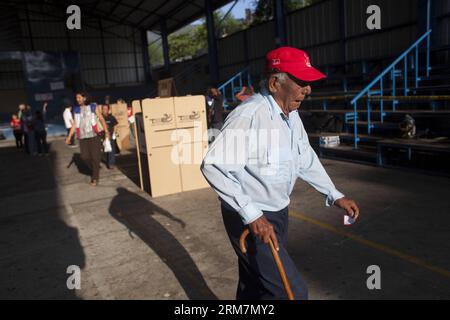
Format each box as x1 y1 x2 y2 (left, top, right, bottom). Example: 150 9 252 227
325 190 345 207
238 203 264 225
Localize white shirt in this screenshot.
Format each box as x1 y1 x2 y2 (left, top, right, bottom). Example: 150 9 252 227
201 90 345 225
63 108 73 129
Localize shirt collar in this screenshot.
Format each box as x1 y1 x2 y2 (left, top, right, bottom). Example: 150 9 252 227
260 86 290 121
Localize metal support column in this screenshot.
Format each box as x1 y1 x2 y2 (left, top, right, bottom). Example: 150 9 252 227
205 0 219 84
273 0 287 47
160 19 170 73
99 19 109 85
141 30 152 83
418 0 435 76
339 0 348 92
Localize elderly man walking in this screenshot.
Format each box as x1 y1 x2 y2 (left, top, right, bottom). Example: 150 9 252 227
201 47 360 300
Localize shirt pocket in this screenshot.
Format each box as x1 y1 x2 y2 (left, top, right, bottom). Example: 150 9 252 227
260 147 293 184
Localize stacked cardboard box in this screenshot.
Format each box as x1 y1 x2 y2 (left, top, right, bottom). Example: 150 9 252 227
133 95 209 197
111 102 130 151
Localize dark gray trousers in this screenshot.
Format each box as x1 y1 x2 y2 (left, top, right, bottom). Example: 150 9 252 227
221 204 308 300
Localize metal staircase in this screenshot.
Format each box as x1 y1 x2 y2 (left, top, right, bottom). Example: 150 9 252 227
348 30 432 148
218 67 252 110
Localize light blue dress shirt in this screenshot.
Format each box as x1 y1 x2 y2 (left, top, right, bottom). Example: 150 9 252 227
201 90 345 225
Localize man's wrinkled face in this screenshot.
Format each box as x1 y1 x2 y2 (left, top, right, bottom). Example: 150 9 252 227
269 73 312 114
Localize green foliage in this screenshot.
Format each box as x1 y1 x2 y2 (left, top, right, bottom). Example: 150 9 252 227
252 0 318 24
168 29 203 61
150 1 323 64
148 40 164 67
166 11 245 62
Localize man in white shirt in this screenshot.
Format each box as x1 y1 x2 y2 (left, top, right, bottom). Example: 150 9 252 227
201 47 360 300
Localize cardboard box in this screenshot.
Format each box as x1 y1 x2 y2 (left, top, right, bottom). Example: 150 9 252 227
131 100 144 191
139 95 209 197
157 78 177 97
148 145 183 197
174 95 208 143
179 141 209 192
111 102 130 151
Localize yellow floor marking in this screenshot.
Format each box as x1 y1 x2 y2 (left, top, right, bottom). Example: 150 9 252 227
289 210 450 279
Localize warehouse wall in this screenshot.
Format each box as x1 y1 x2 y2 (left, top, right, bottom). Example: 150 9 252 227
17 4 145 87
0 3 147 101
0 3 152 115
435 0 450 62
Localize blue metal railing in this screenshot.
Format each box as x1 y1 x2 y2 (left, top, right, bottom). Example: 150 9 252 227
349 29 432 149
218 67 252 110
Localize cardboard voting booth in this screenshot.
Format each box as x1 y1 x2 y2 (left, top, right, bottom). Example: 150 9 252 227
131 99 146 191
132 95 209 197
111 102 130 151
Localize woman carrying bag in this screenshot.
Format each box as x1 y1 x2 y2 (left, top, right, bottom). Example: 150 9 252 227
66 92 109 186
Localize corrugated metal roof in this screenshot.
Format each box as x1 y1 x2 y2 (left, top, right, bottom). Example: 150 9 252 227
4 0 232 34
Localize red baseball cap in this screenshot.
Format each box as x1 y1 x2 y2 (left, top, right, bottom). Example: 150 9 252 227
266 47 326 82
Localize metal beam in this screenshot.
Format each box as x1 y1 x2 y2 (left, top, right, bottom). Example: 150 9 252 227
155 0 232 35
119 0 146 23
215 0 238 37
0 2 142 49
135 1 183 29
99 19 109 85
141 30 152 83
160 20 170 72
100 0 181 26
24 2 34 50
205 0 219 84
108 0 123 15
273 0 287 47
90 0 102 12
418 0 436 47
132 30 139 82
36 0 145 31
144 0 207 31
339 0 348 66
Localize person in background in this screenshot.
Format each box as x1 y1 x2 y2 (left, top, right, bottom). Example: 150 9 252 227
66 92 109 186
205 87 224 130
17 104 28 153
23 105 37 155
235 85 255 103
101 104 118 170
63 103 76 147
17 104 25 122
34 102 48 155
10 114 23 148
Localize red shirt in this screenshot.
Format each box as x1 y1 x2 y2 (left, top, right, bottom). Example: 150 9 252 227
10 118 21 131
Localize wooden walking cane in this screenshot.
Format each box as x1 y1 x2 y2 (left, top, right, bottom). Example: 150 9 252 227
239 229 295 300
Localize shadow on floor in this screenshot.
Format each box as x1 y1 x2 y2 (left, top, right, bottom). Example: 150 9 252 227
67 153 91 177
114 150 141 188
108 187 218 300
0 145 85 299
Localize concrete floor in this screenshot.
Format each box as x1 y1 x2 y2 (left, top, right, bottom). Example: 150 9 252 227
0 137 449 299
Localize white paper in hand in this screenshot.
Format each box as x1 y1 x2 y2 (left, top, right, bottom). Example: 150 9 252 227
344 215 356 226
103 138 112 153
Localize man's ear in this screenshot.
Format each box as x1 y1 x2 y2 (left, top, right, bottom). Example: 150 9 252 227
268 76 278 94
